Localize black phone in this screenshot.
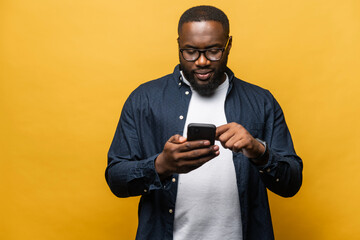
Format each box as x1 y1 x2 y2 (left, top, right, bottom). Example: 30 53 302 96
187 123 216 145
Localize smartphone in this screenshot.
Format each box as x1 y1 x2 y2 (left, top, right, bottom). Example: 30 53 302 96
187 123 216 145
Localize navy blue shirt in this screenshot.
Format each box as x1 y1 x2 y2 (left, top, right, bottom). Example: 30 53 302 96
106 65 303 240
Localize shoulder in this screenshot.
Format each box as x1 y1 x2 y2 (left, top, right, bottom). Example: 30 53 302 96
129 72 175 98
133 65 181 95
123 72 178 112
139 73 174 91
232 77 274 100
226 67 273 100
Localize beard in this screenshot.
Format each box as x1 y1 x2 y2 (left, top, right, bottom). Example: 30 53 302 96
180 59 228 97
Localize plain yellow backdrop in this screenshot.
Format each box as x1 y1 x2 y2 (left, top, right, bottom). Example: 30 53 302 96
1 0 360 239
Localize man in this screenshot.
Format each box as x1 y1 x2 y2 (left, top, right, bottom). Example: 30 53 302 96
106 5 302 240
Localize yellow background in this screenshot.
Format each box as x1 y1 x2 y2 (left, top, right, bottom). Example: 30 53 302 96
1 0 359 239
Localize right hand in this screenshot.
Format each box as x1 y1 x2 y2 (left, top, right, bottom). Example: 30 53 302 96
155 134 219 179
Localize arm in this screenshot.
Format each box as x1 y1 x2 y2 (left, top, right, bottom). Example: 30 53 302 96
106 97 220 198
105 98 163 198
216 99 302 197
258 97 303 197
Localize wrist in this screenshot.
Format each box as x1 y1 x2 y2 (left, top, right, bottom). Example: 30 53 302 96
155 153 171 180
250 138 269 166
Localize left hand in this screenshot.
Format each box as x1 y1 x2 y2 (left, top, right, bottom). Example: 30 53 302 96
216 122 265 159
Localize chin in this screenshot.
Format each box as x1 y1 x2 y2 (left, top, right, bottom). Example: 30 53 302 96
195 78 212 86
190 78 219 96
181 66 224 96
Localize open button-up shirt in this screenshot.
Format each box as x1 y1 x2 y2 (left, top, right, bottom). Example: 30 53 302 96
106 65 303 240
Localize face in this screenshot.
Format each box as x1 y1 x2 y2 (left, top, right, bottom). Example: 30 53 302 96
178 21 232 96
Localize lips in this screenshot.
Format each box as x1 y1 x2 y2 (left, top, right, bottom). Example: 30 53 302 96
194 70 213 81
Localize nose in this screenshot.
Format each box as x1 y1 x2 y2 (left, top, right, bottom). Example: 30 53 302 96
195 52 211 67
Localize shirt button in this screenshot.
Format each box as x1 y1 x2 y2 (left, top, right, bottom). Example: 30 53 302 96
266 168 271 173
179 115 184 120
169 209 173 214
172 178 176 183
259 170 264 173
185 91 189 95
144 189 147 193
275 178 280 182
178 82 182 86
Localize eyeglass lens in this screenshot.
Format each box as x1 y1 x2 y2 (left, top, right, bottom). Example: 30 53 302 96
182 49 223 61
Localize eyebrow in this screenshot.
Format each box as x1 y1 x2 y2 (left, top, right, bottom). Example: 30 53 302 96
182 43 224 49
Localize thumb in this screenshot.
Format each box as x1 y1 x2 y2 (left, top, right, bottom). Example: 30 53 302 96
168 134 187 144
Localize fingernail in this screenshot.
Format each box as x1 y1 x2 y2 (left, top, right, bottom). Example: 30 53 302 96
212 145 219 150
179 136 186 141
203 141 210 145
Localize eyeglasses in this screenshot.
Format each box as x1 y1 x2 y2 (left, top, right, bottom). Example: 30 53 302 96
179 37 230 62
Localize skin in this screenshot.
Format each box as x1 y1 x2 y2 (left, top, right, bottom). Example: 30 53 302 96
178 21 230 96
155 21 267 180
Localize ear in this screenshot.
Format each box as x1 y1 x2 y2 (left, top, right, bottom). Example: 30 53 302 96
227 36 233 52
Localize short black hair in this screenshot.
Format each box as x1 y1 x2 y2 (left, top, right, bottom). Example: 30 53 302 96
178 5 229 37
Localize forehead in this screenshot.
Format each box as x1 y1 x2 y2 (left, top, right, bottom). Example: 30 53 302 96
178 21 227 47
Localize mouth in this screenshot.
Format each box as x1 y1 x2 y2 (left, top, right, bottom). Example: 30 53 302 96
194 70 213 82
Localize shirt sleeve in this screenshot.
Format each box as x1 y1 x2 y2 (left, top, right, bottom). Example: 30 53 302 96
254 95 303 197
105 95 164 198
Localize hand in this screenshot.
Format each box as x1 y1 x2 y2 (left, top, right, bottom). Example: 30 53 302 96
155 134 219 179
216 122 266 162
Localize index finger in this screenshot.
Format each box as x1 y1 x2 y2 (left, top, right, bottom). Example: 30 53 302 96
215 124 231 139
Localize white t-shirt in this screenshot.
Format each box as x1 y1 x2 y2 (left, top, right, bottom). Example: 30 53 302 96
173 73 243 240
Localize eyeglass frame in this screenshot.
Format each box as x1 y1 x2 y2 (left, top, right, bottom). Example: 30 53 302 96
178 37 231 62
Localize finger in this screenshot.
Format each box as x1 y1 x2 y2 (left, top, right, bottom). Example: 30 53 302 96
223 134 243 150
230 137 257 153
217 123 248 145
215 124 230 139
217 126 237 144
233 137 264 158
231 139 246 153
168 134 187 144
216 122 243 139
178 145 219 159
178 140 212 152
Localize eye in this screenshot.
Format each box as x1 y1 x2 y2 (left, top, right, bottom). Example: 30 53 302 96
184 49 197 55
208 49 221 54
